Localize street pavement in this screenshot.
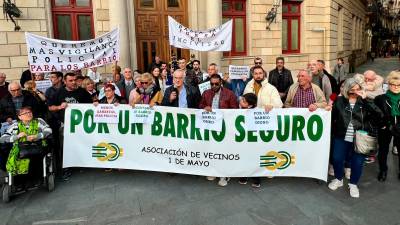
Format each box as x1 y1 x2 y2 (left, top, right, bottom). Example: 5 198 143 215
1 58 400 225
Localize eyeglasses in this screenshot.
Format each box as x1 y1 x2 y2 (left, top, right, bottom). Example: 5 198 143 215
141 81 149 85
389 83 400 88
255 62 262 65
210 83 220 86
18 111 32 116
9 88 20 92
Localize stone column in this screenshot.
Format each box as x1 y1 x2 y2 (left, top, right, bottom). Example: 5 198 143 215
206 0 222 68
109 0 131 69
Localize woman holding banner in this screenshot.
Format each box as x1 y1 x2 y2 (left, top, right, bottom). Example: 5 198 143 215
329 78 382 198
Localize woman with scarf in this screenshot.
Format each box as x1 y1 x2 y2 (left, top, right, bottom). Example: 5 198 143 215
130 73 163 106
374 71 400 181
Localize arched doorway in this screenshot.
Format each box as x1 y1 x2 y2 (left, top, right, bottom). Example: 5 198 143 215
134 0 190 72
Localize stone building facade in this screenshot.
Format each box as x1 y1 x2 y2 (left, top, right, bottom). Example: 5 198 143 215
0 0 370 81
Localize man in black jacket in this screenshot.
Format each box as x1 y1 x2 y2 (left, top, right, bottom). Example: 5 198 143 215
317 59 339 94
268 57 293 102
162 69 201 108
0 81 42 123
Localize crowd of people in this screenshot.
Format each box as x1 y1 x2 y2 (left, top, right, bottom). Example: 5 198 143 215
0 55 399 199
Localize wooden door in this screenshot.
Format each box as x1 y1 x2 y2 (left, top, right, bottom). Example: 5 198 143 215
134 0 189 72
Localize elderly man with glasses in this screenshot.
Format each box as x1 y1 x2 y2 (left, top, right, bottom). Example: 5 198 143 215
0 81 41 123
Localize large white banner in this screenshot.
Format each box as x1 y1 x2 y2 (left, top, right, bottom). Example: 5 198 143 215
25 28 119 72
64 105 331 181
168 16 232 51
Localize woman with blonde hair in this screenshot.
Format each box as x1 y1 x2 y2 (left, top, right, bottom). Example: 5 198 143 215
130 73 163 106
81 77 98 102
374 71 400 181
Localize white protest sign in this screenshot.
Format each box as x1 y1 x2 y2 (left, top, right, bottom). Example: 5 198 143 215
35 80 52 93
245 109 278 131
202 73 223 81
198 81 211 95
229 65 250 80
26 28 119 72
195 110 223 132
131 104 155 124
93 104 119 124
168 16 232 51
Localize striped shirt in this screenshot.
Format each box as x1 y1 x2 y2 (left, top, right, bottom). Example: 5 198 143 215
293 86 315 108
344 103 355 142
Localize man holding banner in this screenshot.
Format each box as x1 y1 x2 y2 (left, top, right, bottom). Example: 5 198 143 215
199 74 238 186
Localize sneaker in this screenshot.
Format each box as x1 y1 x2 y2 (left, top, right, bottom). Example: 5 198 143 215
251 181 261 188
218 177 230 187
328 179 343 191
238 177 248 185
393 146 398 155
328 165 334 176
348 184 360 198
365 156 375 164
206 176 216 181
344 168 351 180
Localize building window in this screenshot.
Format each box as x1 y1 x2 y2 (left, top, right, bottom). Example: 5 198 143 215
282 1 301 54
222 0 247 56
51 0 94 40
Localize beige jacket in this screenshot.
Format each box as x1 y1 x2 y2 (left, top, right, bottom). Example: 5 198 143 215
243 79 283 108
284 83 327 108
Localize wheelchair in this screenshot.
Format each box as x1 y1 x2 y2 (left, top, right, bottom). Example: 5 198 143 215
1 137 55 203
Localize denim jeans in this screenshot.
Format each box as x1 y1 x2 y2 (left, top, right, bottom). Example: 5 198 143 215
332 138 365 184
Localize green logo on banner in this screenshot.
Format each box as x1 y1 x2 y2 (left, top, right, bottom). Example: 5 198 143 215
92 142 124 161
260 151 295 171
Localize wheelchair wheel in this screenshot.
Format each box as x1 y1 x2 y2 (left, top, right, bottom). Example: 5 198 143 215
2 184 10 203
47 174 55 192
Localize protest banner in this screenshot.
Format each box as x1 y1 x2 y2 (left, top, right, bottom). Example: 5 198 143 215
228 65 250 80
168 16 232 51
64 105 331 181
26 28 119 72
93 104 119 124
245 109 278 131
35 80 52 93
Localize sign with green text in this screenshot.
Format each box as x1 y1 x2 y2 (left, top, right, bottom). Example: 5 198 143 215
64 104 331 181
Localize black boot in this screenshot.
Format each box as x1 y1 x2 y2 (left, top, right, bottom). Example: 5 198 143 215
377 171 387 182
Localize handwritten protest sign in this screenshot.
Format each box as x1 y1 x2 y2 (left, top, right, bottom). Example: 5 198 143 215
93 104 119 124
131 104 155 124
245 109 278 131
195 110 224 132
198 81 211 95
35 80 52 93
228 65 250 80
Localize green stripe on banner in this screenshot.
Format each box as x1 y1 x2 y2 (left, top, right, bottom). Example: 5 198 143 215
260 157 276 160
92 153 107 157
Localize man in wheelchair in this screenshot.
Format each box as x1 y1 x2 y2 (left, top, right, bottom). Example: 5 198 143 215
0 106 52 190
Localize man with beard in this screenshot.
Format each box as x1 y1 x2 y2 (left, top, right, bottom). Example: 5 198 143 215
268 57 293 102
243 66 282 111
199 74 238 187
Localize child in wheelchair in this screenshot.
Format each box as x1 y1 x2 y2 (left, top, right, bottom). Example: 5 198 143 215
0 106 54 202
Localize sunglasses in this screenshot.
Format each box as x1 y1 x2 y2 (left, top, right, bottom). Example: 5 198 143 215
141 81 149 85
210 83 220 86
255 62 262 65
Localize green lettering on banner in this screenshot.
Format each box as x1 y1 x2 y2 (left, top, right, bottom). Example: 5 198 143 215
260 130 274 142
234 116 245 142
307 115 323 141
151 112 163 136
83 109 96 133
292 115 305 141
190 114 202 140
176 113 189 139
118 110 129 134
130 123 143 134
98 123 109 133
163 113 176 137
277 115 290 142
70 109 82 133
211 120 226 142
